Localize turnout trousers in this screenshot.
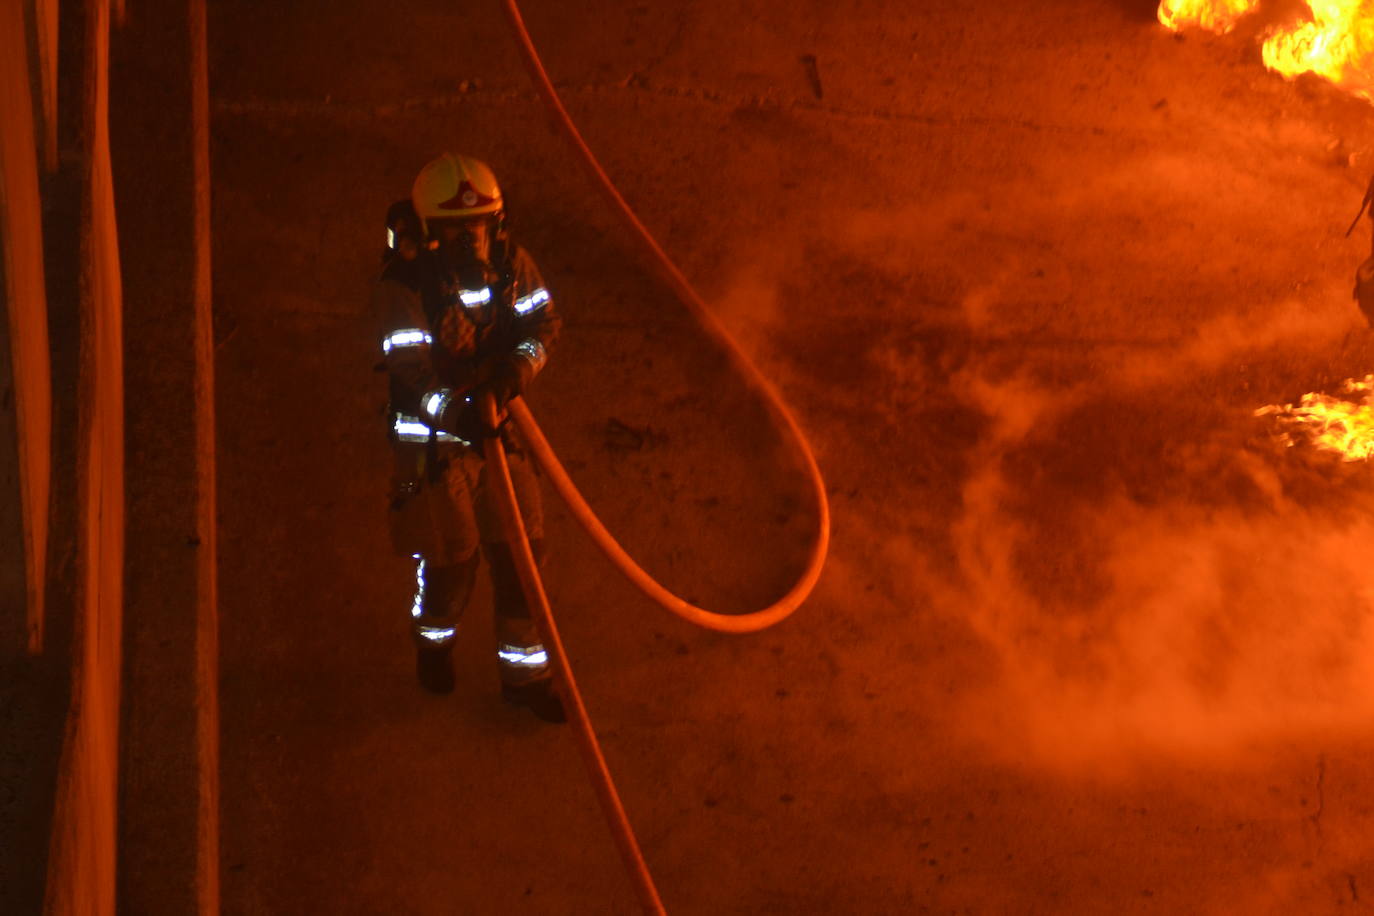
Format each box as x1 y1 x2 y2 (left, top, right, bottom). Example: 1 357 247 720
391 437 550 686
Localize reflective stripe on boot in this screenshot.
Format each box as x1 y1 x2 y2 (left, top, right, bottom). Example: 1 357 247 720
497 641 549 682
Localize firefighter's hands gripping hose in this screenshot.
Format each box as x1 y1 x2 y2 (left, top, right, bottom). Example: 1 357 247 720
486 353 533 406
500 0 831 633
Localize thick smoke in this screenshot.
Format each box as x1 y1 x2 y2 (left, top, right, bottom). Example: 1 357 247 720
944 294 1374 772
719 214 1374 774
705 99 1374 771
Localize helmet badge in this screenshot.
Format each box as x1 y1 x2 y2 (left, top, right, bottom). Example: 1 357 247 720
438 179 497 211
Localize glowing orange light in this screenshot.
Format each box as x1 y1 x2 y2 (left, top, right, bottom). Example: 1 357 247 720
1157 0 1260 34
1159 0 1374 101
1264 1 1374 100
1255 375 1374 461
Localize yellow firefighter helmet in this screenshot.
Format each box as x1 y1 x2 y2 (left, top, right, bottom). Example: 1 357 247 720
411 153 503 236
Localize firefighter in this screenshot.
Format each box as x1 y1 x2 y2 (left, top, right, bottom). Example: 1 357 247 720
373 153 565 722
1352 172 1374 326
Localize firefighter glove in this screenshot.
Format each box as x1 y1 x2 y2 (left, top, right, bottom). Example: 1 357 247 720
487 353 534 406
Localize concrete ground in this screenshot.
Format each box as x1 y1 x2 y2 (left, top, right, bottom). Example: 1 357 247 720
206 0 1374 912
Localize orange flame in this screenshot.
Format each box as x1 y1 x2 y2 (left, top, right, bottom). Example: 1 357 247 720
1160 1 1374 101
1158 0 1260 34
1256 375 1374 460
1263 1 1374 100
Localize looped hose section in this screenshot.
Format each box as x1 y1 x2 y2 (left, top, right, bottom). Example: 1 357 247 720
510 399 819 634
491 4 835 912
500 0 831 633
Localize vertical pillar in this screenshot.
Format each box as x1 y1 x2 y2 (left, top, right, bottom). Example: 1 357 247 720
107 0 218 911
4 0 55 655
27 0 60 172
44 0 124 912
189 0 220 911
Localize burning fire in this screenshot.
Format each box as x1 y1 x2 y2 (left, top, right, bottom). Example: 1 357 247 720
1160 0 1374 101
1256 374 1374 460
1158 0 1259 34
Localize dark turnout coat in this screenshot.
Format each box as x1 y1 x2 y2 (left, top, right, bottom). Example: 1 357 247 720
373 243 561 446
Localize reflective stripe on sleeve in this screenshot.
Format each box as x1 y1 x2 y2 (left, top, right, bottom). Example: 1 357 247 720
422 388 454 424
513 287 549 315
460 287 492 307
513 338 547 374
392 413 471 446
381 328 432 354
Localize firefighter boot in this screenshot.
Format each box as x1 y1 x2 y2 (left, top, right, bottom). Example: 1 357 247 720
501 678 567 723
486 540 566 723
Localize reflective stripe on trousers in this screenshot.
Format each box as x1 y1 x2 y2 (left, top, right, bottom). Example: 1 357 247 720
409 553 477 649
409 552 551 683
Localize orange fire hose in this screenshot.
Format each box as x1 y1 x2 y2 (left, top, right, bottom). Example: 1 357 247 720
479 394 666 916
509 399 815 632
491 3 832 912
498 0 830 628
